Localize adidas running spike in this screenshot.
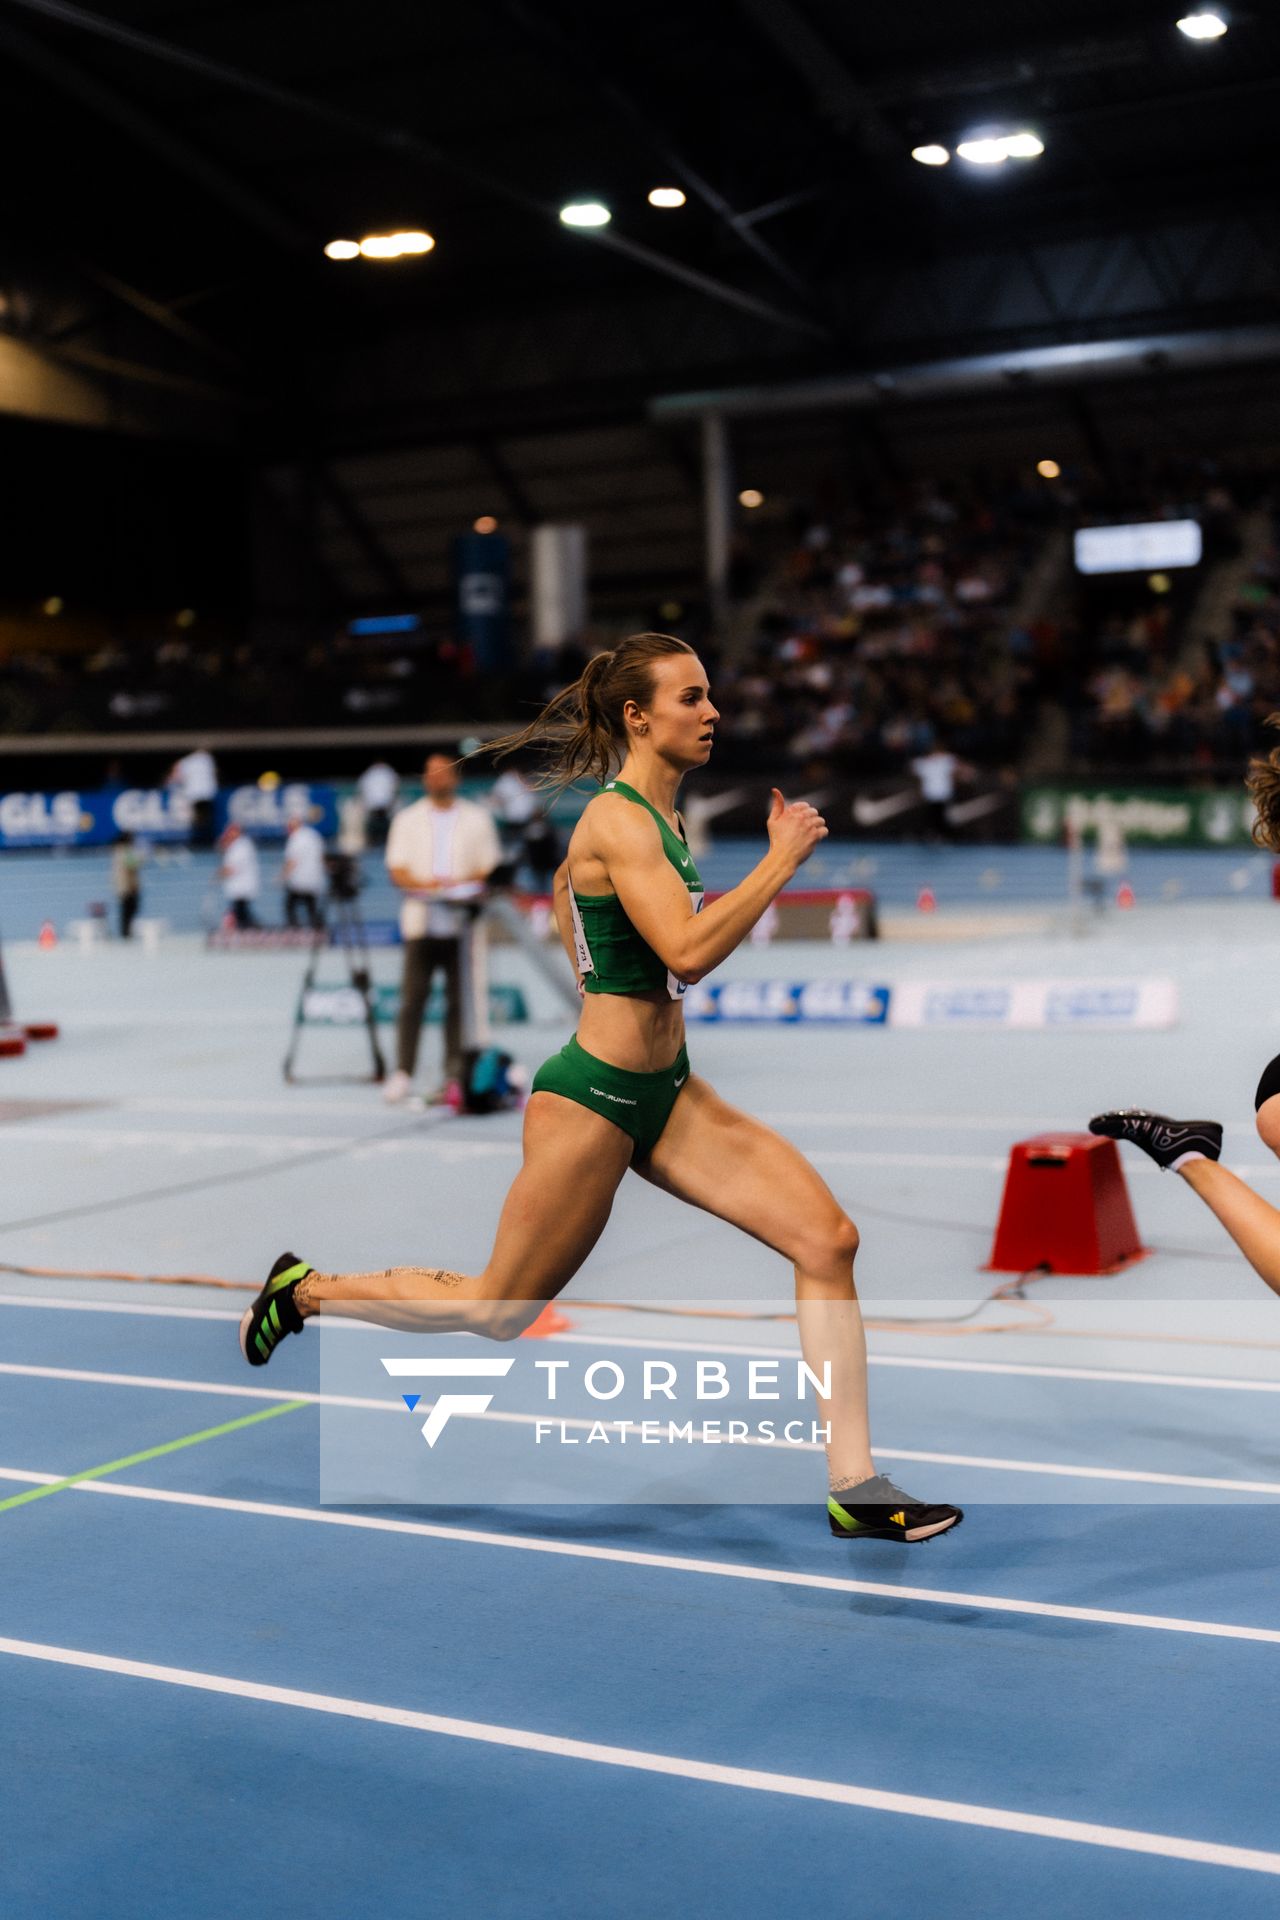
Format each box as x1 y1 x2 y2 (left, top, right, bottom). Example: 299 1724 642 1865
239 1251 310 1367
827 1475 963 1543
1088 1109 1222 1172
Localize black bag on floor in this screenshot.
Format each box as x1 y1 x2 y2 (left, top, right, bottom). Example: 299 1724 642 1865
461 1045 516 1113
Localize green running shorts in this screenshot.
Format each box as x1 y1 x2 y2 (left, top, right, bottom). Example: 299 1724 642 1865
531 1035 690 1159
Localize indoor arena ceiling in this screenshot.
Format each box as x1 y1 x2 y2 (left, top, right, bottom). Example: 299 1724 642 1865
1 0 1278 605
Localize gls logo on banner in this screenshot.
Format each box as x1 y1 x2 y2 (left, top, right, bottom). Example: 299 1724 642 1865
382 1357 515 1446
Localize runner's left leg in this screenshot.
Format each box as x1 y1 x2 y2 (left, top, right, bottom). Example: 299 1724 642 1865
294 1090 635 1336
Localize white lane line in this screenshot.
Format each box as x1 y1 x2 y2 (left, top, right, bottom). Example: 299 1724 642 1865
4 1127 357 1154
1 1636 1277 1873
6 1131 1275 1176
2 1467 1278 1649
544 1331 1280 1395
121 1096 425 1119
0 1294 243 1323
0 1130 520 1165
869 1353 1280 1394
5 1298 1276 1396
3 1361 1280 1495
763 1113 1268 1135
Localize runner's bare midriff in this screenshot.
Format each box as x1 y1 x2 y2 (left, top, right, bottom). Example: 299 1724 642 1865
576 982 686 1074
568 806 688 1074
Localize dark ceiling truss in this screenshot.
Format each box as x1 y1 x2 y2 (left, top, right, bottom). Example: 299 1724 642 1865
78 264 247 374
256 467 346 611
311 463 412 601
831 208 1280 364
470 437 539 528
866 29 1156 110
5 0 827 341
41 332 247 408
0 11 310 253
732 0 901 158
499 0 828 322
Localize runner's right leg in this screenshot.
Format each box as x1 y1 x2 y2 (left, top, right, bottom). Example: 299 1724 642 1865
241 1091 633 1362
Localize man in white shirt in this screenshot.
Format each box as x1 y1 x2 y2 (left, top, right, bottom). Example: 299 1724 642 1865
219 824 260 929
490 762 559 888
910 742 969 841
384 754 502 1103
169 744 219 848
357 760 399 844
282 809 328 930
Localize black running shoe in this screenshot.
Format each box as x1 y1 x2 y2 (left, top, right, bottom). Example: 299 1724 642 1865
1088 1109 1222 1172
239 1252 311 1367
827 1474 963 1543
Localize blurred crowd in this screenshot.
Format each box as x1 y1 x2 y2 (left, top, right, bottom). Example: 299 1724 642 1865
711 460 1276 780
3 459 1276 783
1063 496 1280 770
707 478 1048 779
0 621 493 736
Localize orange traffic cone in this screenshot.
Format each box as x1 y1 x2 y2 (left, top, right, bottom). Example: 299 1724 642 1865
916 886 937 913
37 921 57 949
520 1304 573 1339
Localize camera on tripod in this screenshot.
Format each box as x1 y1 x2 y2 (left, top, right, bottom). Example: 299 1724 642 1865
324 850 362 902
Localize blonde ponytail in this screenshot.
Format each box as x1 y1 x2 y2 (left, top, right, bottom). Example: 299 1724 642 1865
483 632 695 789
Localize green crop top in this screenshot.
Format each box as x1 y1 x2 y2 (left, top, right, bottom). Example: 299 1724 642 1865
569 779 705 999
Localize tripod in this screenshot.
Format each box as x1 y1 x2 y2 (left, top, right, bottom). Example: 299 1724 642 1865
282 894 386 1084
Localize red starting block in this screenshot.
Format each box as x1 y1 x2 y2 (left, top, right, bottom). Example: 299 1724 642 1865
986 1133 1147 1275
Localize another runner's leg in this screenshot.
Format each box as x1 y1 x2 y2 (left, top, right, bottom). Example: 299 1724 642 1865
1176 1159 1280 1297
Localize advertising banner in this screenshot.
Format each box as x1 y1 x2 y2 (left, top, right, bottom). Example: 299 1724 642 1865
298 983 527 1026
684 980 891 1024
0 782 338 849
1021 786 1257 849
888 977 1178 1031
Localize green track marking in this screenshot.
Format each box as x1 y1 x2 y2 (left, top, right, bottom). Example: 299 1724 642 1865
0 1399 309 1514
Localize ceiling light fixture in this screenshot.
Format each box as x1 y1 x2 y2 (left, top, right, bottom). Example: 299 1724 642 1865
648 187 687 208
359 230 434 258
956 131 1045 166
911 145 951 166
1037 459 1062 479
559 201 612 228
1176 12 1228 39
738 488 764 509
324 239 360 260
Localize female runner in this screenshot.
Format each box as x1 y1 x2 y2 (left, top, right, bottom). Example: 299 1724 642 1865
240 632 962 1543
1091 721 1280 1298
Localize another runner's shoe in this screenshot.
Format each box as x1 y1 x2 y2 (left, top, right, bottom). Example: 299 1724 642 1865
828 1475 963 1543
1089 1109 1222 1172
239 1251 311 1366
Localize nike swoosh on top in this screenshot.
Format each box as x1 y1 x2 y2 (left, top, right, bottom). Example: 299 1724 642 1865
945 792 1008 824
679 855 689 867
854 789 924 826
674 1073 687 1086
